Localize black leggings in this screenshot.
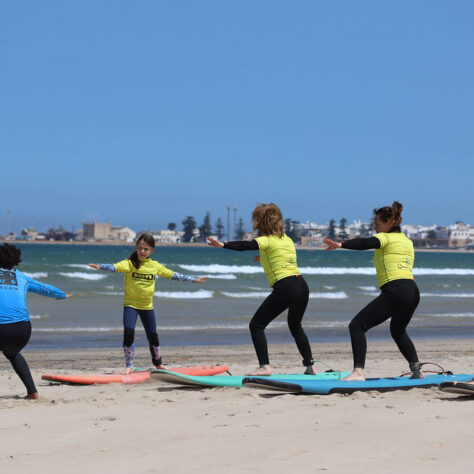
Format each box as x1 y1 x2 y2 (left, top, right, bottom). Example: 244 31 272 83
0 321 37 394
349 279 420 369
249 275 313 366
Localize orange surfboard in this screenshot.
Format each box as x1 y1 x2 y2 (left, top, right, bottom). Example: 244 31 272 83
42 365 228 385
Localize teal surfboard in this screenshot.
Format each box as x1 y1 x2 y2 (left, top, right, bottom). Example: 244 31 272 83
242 373 474 394
150 369 350 387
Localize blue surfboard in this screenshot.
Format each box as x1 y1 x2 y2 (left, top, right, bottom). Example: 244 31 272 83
242 373 474 394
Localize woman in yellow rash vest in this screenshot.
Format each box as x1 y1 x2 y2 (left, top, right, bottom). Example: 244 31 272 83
208 203 315 376
324 201 423 381
88 234 208 373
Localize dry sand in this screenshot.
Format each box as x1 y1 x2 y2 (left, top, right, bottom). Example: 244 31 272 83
1 339 474 474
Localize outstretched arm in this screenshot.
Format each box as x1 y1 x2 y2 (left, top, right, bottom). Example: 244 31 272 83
171 272 209 283
324 237 380 251
88 263 115 272
26 278 70 299
207 237 258 251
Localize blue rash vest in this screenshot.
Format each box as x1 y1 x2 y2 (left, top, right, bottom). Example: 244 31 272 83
0 268 66 324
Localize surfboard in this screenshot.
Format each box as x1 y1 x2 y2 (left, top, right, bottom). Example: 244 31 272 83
242 373 474 394
150 369 350 387
42 365 229 385
439 380 474 395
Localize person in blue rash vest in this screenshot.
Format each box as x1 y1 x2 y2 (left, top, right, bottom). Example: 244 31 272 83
0 244 71 399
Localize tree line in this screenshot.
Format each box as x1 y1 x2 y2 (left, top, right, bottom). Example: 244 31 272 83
168 212 246 243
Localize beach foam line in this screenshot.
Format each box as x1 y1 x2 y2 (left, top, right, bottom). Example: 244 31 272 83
154 290 214 299
220 291 348 299
426 312 474 319
358 286 377 291
180 264 262 274
420 292 474 298
180 264 474 276
221 291 270 298
208 274 237 280
34 321 350 332
59 272 107 281
63 264 91 269
309 291 348 299
24 272 48 279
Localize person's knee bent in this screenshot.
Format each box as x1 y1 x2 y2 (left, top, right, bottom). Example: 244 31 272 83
249 319 265 334
349 318 366 336
123 327 135 347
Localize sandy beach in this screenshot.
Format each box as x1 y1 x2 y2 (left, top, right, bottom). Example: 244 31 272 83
1 339 474 473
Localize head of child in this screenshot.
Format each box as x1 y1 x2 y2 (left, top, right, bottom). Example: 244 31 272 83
373 201 403 234
252 203 285 237
0 243 21 270
129 234 155 269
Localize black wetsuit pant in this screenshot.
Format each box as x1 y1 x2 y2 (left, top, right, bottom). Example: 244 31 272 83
0 321 37 394
349 279 420 369
249 275 313 366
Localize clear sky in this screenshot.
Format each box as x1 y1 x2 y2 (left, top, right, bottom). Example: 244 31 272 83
1 1 473 234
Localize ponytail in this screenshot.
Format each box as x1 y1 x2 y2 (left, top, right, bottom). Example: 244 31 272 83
129 233 156 269
373 201 403 233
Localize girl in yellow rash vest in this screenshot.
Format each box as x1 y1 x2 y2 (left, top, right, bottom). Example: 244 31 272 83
88 234 208 373
208 203 315 376
324 201 423 381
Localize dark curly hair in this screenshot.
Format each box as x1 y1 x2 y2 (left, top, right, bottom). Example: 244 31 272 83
373 201 403 233
0 243 22 269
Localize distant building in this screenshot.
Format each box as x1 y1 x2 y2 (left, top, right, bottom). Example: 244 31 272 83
109 226 136 242
149 230 183 244
82 221 111 241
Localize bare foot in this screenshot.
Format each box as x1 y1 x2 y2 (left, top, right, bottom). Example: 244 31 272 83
343 368 365 381
155 365 167 370
304 366 317 375
245 365 272 376
24 392 39 400
123 367 133 375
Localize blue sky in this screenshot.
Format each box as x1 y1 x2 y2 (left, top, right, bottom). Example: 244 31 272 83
1 1 473 234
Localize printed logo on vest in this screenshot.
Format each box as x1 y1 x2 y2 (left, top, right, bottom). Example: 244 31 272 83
131 272 155 281
0 270 18 286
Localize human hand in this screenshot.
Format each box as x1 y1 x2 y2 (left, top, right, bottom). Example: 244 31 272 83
323 238 341 251
194 276 209 283
207 237 224 248
88 264 100 270
63 293 72 299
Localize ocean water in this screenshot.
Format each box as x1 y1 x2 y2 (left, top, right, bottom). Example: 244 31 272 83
13 244 474 350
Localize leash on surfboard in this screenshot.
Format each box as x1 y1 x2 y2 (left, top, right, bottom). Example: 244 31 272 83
399 362 453 378
312 359 346 379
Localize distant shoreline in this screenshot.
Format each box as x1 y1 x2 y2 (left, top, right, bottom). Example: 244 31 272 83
3 239 473 253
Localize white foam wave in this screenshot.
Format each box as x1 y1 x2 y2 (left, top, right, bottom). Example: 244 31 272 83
221 291 270 298
24 272 48 279
309 291 348 299
208 274 237 280
154 290 214 299
323 285 335 290
428 313 474 319
421 292 474 298
98 291 124 296
59 272 106 281
180 264 262 274
220 291 347 299
29 314 45 320
64 264 90 269
181 263 474 276
35 327 122 332
414 268 474 275
358 286 377 291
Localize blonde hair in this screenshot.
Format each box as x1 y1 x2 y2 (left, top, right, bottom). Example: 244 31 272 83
252 203 284 237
